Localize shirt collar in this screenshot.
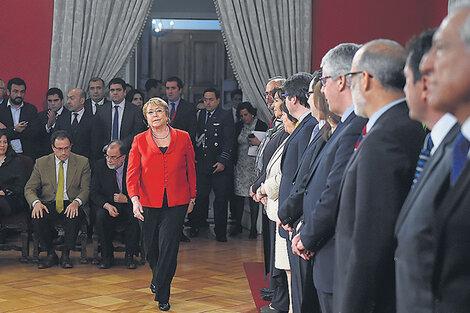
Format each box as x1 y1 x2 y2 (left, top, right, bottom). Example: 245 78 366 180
112 99 125 108
7 99 24 109
366 97 405 133
56 106 64 115
430 113 458 154
54 155 69 166
461 116 470 142
341 105 354 122
297 110 311 124
115 161 125 175
169 98 181 107
94 98 105 106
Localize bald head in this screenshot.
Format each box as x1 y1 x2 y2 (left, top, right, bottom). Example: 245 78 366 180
67 88 86 112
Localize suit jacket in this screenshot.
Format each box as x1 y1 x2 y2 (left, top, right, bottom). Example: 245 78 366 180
84 98 110 115
334 101 425 313
264 137 288 221
127 127 196 208
394 123 459 313
0 101 39 159
431 147 470 313
91 158 130 212
170 99 197 145
92 100 145 155
298 113 367 293
195 106 235 173
37 108 73 158
24 152 91 208
55 109 95 159
278 113 317 239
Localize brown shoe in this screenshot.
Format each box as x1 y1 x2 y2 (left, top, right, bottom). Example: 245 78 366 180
38 253 59 269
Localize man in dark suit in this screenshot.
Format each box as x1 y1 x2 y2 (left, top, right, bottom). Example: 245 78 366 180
333 40 425 313
91 140 140 270
276 72 317 313
84 77 109 115
37 88 69 158
93 78 145 158
0 77 39 159
419 6 470 312
165 76 197 144
54 88 95 160
190 87 234 242
25 130 91 269
394 29 459 313
287 43 365 313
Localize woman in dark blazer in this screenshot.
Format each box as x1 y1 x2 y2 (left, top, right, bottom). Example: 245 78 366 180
0 129 27 242
231 102 268 238
127 97 196 311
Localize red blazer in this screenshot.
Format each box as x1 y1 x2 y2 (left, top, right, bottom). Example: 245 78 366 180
127 127 196 208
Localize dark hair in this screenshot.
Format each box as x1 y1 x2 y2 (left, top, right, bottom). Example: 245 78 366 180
406 28 436 84
7 78 26 91
0 129 17 158
126 89 145 103
283 72 313 108
51 130 72 146
108 78 126 90
230 88 242 99
203 87 220 99
46 87 64 100
165 76 184 89
313 82 341 140
107 140 127 155
236 101 257 119
145 79 162 92
126 83 134 90
280 102 298 124
88 77 105 88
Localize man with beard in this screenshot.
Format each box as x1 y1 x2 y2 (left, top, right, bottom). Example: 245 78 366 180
91 140 140 269
333 39 425 313
0 77 39 159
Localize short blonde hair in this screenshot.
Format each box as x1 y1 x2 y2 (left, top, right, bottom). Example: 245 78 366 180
142 97 170 123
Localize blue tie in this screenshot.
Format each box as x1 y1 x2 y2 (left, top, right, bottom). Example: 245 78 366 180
112 105 119 140
451 132 470 185
412 133 434 187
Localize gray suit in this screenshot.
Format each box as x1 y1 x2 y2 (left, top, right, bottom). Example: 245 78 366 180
394 123 459 313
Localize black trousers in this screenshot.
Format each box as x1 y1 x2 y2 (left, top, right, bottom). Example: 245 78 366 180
231 195 259 232
190 168 231 237
95 205 140 258
143 204 187 303
32 201 83 254
270 220 290 311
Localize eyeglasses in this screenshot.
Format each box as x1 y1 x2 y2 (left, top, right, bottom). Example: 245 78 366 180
105 154 123 160
305 91 314 97
53 145 72 152
147 109 165 115
345 71 374 85
319 76 332 87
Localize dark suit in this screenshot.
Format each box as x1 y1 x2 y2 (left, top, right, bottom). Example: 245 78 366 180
36 107 70 158
191 106 234 238
299 113 367 313
92 101 145 156
169 99 197 145
334 101 425 313
0 101 39 159
91 159 139 258
431 134 470 313
394 122 459 313
55 109 95 159
84 98 110 115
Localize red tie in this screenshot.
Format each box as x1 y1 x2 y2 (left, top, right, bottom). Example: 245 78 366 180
355 125 367 150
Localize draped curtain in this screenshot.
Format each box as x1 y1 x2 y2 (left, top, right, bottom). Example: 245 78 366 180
49 0 153 93
214 0 312 122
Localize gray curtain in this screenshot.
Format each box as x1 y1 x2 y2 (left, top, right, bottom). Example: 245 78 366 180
49 0 153 93
214 0 312 122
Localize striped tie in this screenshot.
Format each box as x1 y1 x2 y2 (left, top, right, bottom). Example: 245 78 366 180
412 134 434 187
354 125 367 151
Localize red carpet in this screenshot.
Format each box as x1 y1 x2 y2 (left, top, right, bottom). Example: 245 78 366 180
244 262 271 311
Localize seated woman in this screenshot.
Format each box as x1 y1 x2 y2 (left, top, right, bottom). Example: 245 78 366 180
0 129 27 243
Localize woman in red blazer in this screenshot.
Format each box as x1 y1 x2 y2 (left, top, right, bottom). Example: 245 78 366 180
127 97 196 312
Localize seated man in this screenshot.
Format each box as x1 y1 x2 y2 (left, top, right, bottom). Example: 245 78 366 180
25 130 91 269
91 140 140 269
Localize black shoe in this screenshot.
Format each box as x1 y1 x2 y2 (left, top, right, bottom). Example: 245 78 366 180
99 256 114 269
261 294 273 301
150 283 156 294
249 229 257 239
158 302 170 311
229 225 242 237
125 254 137 269
260 304 284 313
60 253 73 269
180 233 191 242
260 288 273 295
216 235 227 242
52 235 65 245
38 253 59 269
189 227 199 238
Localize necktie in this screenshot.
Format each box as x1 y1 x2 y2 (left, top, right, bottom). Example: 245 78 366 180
170 102 176 120
56 161 64 213
451 132 470 185
71 113 78 132
205 111 212 124
412 133 434 187
112 105 119 140
309 124 320 144
354 125 367 150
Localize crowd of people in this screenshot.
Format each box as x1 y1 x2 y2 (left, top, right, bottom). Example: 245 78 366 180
1 2 470 312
